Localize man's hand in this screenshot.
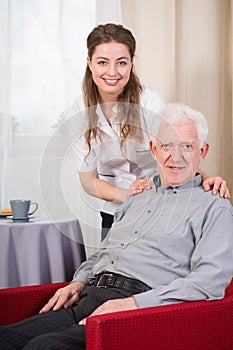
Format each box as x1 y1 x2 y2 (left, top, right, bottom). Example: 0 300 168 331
202 176 230 199
79 296 138 326
39 281 85 313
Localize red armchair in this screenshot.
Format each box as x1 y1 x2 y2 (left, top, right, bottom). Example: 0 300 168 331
1 280 233 350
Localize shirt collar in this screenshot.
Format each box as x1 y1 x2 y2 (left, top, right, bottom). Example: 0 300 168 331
96 104 118 125
157 174 202 193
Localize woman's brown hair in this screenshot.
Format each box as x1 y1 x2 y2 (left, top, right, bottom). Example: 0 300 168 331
83 23 142 153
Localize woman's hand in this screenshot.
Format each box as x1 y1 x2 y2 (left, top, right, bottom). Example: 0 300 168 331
79 170 154 203
129 179 154 196
202 176 230 199
39 281 85 313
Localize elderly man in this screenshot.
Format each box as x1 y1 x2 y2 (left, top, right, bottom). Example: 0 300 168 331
1 103 233 350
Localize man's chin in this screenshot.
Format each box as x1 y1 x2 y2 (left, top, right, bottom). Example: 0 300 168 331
163 175 194 188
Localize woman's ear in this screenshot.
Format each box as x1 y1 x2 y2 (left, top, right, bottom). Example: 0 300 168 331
199 142 209 162
149 140 157 160
87 56 92 71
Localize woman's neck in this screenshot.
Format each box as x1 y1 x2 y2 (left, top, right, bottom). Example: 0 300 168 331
100 103 117 120
99 89 119 103
99 93 118 120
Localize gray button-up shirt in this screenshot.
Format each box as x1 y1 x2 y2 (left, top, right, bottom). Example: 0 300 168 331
73 175 233 308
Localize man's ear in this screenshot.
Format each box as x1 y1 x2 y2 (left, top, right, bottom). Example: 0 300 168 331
199 142 209 162
149 140 157 159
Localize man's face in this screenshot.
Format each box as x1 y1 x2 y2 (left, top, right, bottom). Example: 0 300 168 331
150 120 209 187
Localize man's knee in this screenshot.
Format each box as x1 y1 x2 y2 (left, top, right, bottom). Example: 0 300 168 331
23 334 59 350
23 330 86 350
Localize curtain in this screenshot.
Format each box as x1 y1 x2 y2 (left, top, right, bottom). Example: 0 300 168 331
122 0 233 202
0 0 122 254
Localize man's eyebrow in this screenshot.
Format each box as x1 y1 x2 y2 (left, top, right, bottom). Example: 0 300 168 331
183 140 195 143
156 137 167 143
156 138 196 143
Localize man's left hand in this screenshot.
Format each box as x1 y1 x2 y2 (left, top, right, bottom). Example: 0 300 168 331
78 297 138 326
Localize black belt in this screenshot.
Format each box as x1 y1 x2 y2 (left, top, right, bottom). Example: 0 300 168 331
89 272 151 294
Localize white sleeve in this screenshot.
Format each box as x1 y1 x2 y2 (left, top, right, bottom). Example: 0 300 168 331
61 96 97 172
140 84 165 112
72 135 97 172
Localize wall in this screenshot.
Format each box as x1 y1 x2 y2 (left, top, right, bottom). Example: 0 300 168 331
122 0 233 198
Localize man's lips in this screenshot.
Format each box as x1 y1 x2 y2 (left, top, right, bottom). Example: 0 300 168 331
167 166 185 171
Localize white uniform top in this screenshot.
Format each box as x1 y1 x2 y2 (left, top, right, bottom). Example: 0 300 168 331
68 85 165 214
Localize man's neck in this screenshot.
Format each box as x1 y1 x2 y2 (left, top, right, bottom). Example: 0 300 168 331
160 173 201 189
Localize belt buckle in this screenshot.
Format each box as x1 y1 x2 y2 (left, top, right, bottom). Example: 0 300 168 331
97 273 114 288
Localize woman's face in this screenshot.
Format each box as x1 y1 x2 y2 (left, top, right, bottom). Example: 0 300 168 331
87 41 133 102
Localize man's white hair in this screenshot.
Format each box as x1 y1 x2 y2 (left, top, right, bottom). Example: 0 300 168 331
151 103 209 147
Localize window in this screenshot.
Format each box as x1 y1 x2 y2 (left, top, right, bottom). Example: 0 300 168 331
0 0 121 232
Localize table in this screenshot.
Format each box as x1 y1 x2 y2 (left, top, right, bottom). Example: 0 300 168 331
0 217 86 288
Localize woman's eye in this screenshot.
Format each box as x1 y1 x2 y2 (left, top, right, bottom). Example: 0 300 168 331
118 61 127 66
98 61 107 65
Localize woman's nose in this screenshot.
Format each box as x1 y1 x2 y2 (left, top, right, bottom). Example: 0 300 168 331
106 63 117 76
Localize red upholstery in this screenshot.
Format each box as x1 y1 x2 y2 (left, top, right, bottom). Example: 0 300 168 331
86 294 233 350
0 282 68 325
0 279 233 350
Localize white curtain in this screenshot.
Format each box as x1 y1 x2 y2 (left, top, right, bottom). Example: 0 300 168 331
0 0 122 254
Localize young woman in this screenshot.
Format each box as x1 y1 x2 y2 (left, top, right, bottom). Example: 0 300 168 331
68 23 229 240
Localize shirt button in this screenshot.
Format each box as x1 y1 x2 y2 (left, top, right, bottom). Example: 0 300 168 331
134 230 138 234
110 261 114 264
147 210 151 213
121 243 125 247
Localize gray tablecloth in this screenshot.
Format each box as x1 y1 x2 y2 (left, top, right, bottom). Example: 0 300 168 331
0 217 86 288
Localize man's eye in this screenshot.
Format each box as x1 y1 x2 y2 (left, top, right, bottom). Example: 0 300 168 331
183 143 194 151
161 143 172 151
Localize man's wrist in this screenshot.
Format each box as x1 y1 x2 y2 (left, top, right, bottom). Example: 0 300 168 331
70 280 85 290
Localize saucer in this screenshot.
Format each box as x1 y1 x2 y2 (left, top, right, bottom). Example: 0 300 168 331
12 216 34 223
0 214 12 218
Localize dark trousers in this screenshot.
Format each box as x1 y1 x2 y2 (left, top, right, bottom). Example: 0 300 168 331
100 211 114 240
0 285 133 350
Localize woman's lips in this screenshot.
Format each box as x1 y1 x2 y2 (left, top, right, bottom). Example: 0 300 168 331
103 78 119 86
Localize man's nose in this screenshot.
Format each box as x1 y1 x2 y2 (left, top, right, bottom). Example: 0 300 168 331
170 145 183 161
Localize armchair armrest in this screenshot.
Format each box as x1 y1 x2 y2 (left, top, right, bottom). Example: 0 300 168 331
86 295 233 350
0 282 68 325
